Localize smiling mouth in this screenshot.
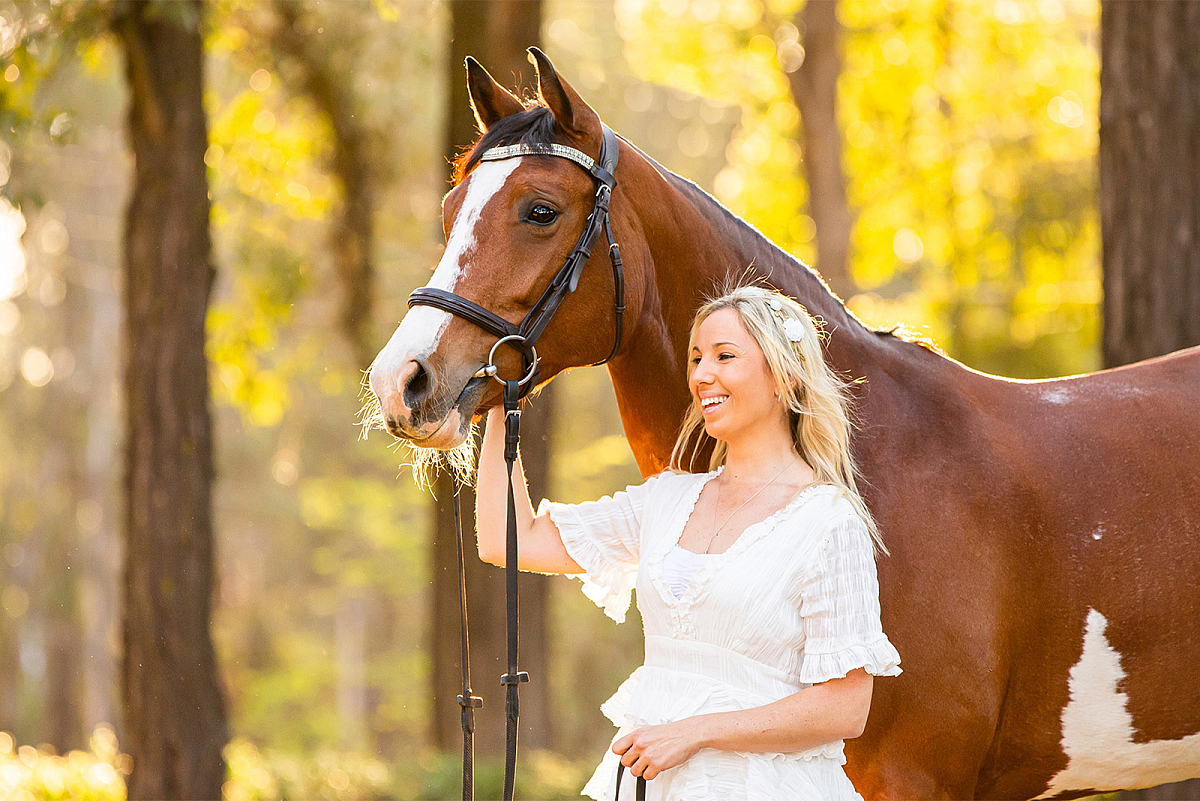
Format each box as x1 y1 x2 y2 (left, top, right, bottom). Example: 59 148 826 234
701 395 728 413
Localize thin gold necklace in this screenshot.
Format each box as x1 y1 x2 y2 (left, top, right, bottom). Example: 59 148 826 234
704 462 795 555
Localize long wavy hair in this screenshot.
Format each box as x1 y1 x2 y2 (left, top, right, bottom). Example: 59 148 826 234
668 284 886 555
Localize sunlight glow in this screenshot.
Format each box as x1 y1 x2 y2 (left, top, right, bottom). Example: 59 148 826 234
0 199 27 301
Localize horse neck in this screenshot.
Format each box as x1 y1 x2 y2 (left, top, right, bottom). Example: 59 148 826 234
606 154 915 474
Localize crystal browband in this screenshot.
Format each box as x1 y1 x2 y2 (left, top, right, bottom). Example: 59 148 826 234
479 142 597 174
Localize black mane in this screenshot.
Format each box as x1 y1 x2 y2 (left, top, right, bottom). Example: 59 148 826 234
453 105 558 184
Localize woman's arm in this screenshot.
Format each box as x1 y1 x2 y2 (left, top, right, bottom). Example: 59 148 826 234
475 406 583 574
612 669 874 780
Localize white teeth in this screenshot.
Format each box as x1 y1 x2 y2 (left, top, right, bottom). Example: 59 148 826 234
702 396 728 408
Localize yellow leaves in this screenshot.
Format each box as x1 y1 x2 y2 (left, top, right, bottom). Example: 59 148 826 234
0 727 129 801
208 88 333 219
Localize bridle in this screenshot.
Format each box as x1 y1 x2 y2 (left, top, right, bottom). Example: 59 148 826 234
408 124 645 801
408 124 626 395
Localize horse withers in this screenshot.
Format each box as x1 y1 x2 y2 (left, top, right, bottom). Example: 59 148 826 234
368 49 1200 800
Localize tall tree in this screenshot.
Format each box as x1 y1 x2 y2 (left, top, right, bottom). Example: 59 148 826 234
1102 2 1200 797
1100 1 1200 369
111 1 227 797
782 0 855 299
430 0 553 758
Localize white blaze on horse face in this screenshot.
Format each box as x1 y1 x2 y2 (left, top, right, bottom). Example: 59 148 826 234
1034 608 1200 798
370 158 522 401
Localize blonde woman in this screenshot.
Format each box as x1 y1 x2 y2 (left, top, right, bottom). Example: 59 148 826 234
476 285 901 801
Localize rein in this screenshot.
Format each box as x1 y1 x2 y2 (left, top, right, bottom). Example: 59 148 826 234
410 125 641 801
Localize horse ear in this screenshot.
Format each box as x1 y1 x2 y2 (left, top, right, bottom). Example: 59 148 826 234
466 56 525 132
528 47 602 141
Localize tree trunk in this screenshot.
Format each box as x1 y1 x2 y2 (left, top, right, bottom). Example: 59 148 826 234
784 0 855 300
1102 2 1200 797
112 1 227 797
430 0 552 758
1100 0 1200 369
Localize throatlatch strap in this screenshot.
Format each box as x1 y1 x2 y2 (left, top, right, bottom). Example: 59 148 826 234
500 379 529 801
452 477 483 801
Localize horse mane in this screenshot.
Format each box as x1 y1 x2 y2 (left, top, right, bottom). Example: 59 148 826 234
657 169 947 356
454 103 945 356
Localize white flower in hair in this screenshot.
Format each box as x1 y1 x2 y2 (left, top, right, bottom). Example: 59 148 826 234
768 298 783 312
782 317 806 343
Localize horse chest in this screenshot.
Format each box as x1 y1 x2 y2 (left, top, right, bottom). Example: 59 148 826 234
1034 608 1200 798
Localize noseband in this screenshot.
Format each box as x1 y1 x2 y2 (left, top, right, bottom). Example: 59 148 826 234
409 125 640 801
408 123 626 394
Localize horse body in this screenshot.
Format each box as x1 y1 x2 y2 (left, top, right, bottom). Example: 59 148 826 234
369 52 1200 799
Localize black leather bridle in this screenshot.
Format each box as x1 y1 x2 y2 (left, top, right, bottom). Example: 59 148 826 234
409 124 626 395
409 124 644 801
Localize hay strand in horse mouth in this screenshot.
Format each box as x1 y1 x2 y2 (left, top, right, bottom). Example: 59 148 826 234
357 367 477 490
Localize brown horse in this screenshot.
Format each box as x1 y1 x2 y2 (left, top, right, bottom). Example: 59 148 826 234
367 50 1200 800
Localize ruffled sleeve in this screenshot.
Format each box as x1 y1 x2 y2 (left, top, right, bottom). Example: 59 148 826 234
536 474 662 624
798 512 902 684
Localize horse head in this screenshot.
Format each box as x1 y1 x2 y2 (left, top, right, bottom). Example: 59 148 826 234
368 49 644 450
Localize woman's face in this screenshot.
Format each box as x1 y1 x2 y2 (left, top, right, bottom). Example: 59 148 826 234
688 308 786 443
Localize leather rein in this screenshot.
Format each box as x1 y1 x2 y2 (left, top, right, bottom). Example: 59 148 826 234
408 124 645 801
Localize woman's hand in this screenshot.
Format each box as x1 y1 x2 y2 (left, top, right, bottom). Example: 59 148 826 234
611 718 705 780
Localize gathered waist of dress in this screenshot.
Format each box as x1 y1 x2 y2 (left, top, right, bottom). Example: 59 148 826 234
644 635 806 699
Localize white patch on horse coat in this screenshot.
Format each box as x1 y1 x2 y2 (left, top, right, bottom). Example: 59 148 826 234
370 159 521 395
1034 608 1200 798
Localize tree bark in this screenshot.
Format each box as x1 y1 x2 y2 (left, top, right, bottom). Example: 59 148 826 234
430 0 552 758
112 1 227 797
1102 3 1200 796
784 0 856 300
1100 0 1200 369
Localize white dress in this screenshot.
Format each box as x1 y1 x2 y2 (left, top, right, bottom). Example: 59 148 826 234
537 468 902 801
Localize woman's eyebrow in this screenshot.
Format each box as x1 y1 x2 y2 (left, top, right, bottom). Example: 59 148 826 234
692 341 742 351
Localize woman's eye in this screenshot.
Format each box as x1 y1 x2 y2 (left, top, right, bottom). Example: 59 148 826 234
718 353 734 360
527 205 558 226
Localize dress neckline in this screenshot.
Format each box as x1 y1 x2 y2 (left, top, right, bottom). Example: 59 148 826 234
645 469 835 613
675 467 832 556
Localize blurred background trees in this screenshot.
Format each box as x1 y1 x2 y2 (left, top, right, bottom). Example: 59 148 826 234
2 0 1195 798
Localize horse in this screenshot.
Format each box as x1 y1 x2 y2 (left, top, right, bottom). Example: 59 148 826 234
367 49 1200 800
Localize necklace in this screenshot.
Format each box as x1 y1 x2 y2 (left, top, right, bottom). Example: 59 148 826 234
703 462 795 554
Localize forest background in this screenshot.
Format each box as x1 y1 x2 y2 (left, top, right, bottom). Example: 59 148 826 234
0 0 1190 799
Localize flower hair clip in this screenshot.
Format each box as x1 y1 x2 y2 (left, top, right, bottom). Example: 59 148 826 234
768 297 806 349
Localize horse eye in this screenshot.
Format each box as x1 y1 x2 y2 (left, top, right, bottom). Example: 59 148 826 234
527 205 558 226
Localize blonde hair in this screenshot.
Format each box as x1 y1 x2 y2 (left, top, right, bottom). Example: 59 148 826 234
668 284 887 555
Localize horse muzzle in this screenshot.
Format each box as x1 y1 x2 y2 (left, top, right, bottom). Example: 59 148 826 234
369 356 487 448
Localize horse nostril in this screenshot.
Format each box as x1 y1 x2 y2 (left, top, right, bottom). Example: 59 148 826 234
403 358 436 410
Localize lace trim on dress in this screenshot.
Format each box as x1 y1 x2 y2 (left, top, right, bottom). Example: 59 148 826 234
647 470 839 614
797 635 903 684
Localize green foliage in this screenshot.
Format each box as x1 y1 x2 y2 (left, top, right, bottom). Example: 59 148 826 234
617 0 1101 379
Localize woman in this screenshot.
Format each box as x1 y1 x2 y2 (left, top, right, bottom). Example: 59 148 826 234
476 285 901 800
